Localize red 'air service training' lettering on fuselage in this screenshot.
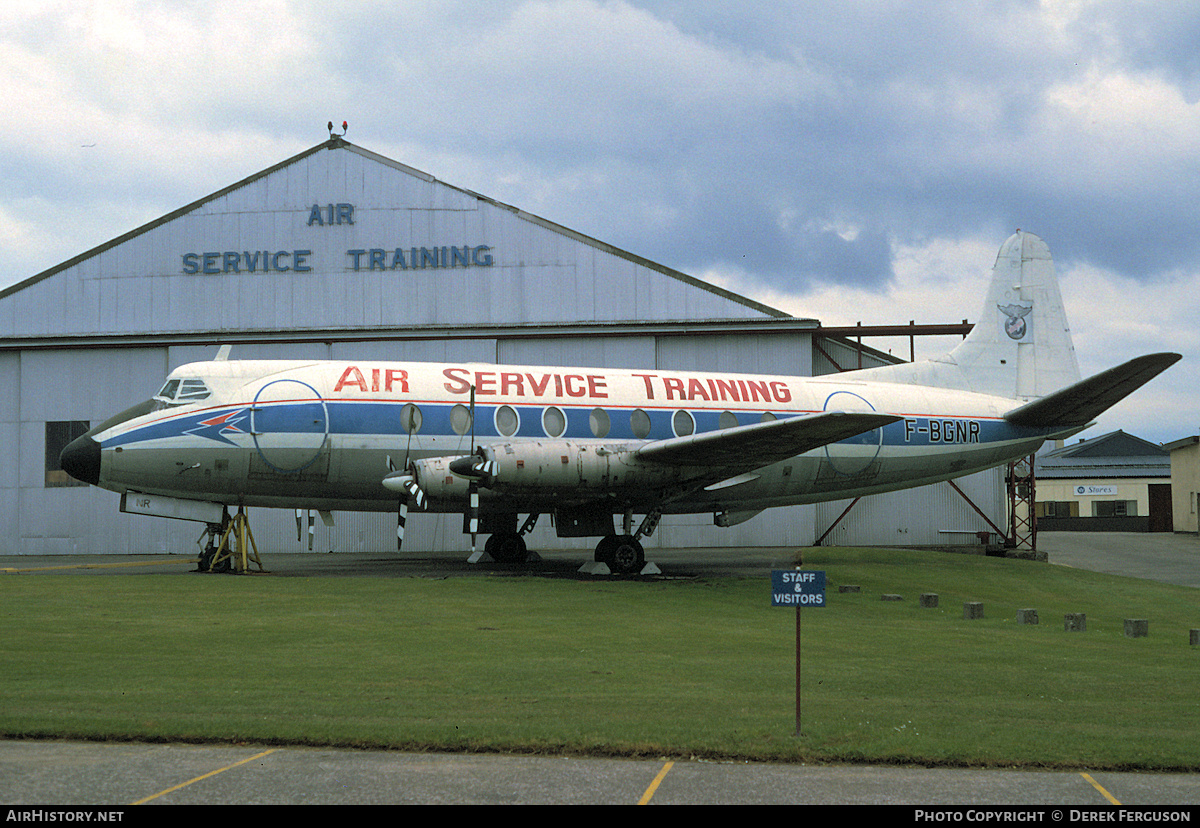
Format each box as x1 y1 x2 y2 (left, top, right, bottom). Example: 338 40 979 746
441 368 609 399
331 366 795 404
334 366 410 393
633 373 792 404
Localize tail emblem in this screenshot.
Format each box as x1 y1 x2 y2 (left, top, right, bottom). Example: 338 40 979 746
998 303 1033 341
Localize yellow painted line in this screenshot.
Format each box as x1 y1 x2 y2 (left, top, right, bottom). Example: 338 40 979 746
1080 772 1121 805
131 748 278 805
637 760 674 805
2 559 197 573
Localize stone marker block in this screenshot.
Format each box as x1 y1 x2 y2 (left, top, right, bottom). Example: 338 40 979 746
838 585 861 593
1124 619 1148 638
1016 608 1039 625
1064 613 1087 632
963 601 984 620
881 594 903 601
919 593 938 608
1191 629 1199 646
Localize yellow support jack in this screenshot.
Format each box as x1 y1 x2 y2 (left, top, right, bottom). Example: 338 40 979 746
209 506 266 574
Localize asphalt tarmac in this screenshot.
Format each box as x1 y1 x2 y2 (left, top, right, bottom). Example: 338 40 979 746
2 532 1198 807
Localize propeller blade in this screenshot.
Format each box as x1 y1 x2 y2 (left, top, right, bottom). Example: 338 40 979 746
382 471 426 509
465 481 479 554
397 497 408 551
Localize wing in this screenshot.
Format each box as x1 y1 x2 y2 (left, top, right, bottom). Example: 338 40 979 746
637 410 902 473
1003 352 1181 429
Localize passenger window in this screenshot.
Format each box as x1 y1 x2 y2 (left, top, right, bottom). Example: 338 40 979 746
400 403 422 434
450 404 473 436
630 409 651 439
672 410 695 437
543 406 566 438
760 411 777 423
496 405 519 437
589 408 610 438
719 411 738 429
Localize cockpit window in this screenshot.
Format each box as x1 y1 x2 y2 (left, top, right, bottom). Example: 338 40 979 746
157 379 180 401
154 377 211 406
177 379 211 401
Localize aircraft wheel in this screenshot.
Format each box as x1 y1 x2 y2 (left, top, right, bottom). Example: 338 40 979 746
596 534 644 574
488 532 527 563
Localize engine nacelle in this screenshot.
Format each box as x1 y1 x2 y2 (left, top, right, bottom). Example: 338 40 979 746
471 441 682 495
409 455 473 503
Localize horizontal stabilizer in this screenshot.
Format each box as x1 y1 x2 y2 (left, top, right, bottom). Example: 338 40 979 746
1003 353 1181 428
637 410 901 469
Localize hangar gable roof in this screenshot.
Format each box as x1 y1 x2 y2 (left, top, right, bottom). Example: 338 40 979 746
0 138 789 343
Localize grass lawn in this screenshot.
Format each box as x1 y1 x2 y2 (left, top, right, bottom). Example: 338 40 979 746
2 547 1197 769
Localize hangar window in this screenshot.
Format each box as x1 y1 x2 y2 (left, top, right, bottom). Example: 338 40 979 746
45 421 90 488
719 411 738 430
630 409 651 439
672 410 695 437
589 408 610 438
542 406 566 438
495 405 519 437
450 404 473 436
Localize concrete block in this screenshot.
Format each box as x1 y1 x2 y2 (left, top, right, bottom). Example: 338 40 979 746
1016 608 1039 625
919 593 938 608
963 601 984 620
1064 613 1087 632
1124 619 1148 638
881 594 903 601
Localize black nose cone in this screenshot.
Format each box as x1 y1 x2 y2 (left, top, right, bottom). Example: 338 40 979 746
61 434 101 486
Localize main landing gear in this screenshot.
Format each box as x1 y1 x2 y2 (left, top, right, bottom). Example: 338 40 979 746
593 534 646 574
584 510 660 575
481 531 529 564
478 531 649 574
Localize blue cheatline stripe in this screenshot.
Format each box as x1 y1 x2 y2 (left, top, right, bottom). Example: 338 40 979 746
103 398 1047 449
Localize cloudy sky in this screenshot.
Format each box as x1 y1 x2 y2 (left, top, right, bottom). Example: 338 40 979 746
2 1 1196 444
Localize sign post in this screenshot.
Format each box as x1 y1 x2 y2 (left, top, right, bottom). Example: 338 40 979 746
771 569 826 736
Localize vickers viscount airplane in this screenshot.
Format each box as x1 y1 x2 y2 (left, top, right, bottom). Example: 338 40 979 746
61 231 1179 573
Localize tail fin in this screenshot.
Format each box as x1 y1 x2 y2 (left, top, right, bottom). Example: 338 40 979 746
947 230 1081 399
857 230 1082 400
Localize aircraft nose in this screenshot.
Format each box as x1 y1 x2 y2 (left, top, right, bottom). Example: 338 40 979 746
60 434 101 486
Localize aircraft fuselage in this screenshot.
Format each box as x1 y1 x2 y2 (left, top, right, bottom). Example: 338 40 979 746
70 358 1051 517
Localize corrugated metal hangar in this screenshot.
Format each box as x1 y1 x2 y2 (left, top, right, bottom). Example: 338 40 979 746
0 136 1005 557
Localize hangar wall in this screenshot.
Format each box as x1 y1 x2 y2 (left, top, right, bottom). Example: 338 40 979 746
0 137 1006 557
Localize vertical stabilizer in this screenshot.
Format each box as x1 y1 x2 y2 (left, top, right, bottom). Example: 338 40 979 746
948 230 1080 399
857 231 1082 401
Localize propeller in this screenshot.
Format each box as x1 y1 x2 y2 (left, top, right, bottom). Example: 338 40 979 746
467 386 478 553
295 509 315 550
384 403 426 551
